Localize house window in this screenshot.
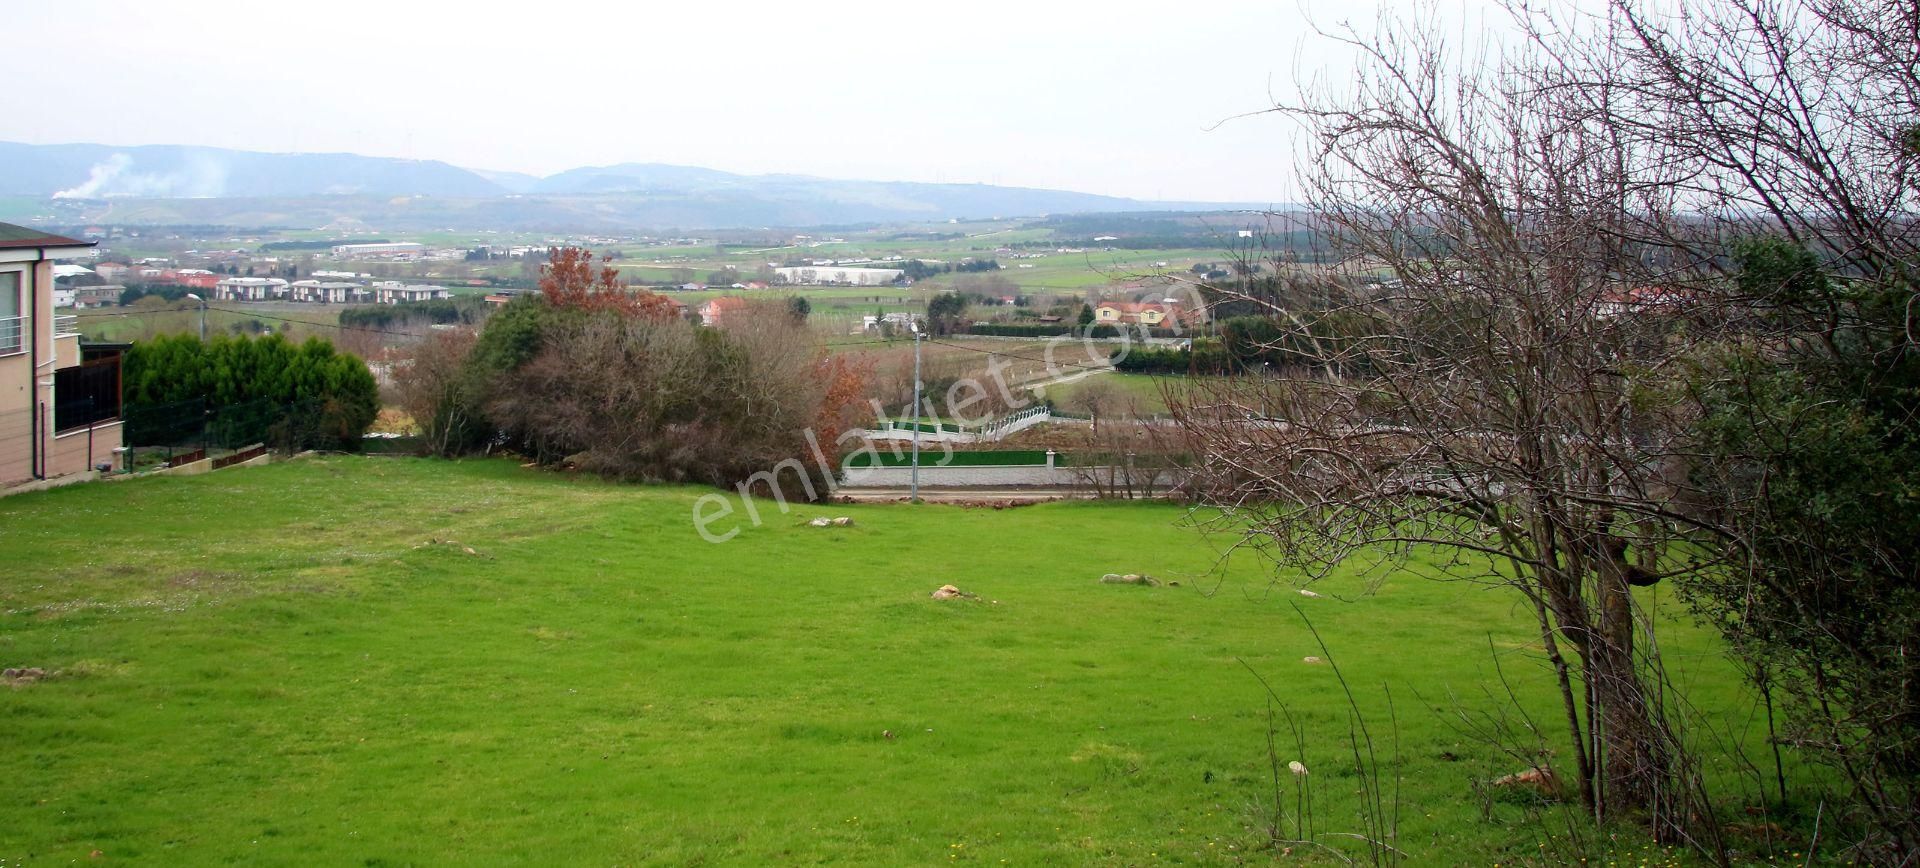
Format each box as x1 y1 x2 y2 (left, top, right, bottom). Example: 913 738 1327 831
0 271 21 355
53 356 121 432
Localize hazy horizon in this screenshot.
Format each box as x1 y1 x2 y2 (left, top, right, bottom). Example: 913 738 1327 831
0 0 1515 204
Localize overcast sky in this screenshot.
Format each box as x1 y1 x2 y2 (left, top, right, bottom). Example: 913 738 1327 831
0 0 1510 203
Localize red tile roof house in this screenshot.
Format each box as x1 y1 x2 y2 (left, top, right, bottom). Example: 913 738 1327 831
1 223 125 490
699 296 749 326
1093 300 1192 328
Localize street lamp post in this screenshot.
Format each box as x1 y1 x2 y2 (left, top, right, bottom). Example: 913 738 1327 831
909 321 924 502
184 293 207 341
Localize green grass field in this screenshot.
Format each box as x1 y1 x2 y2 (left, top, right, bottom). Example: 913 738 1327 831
0 458 1761 864
69 302 357 345
1042 373 1203 417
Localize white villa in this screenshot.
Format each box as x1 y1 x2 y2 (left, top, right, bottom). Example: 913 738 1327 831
374 284 453 305
214 277 290 301
288 280 371 304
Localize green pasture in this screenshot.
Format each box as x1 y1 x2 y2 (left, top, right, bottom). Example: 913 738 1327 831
0 457 1785 864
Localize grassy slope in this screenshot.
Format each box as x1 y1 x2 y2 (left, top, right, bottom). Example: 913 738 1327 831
0 458 1746 865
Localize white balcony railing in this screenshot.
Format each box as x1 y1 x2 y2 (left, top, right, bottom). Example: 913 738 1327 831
0 314 23 355
54 314 79 338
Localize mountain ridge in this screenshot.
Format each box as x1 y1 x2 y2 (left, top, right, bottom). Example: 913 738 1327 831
0 142 1268 230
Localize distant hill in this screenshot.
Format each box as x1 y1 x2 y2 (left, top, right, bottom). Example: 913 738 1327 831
0 142 1265 230
0 142 502 199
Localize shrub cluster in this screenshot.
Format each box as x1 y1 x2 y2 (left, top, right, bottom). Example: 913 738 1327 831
399 294 869 497
121 333 379 450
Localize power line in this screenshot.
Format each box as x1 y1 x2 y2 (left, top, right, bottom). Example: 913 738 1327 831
204 306 432 339
922 336 1119 375
70 304 432 339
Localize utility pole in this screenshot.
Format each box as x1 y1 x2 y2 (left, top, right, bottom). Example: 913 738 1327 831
909 322 924 502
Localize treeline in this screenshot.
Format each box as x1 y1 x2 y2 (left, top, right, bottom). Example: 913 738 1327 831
121 333 378 450
118 284 193 306
967 323 1134 339
339 297 488 329
1110 315 1374 375
900 258 999 281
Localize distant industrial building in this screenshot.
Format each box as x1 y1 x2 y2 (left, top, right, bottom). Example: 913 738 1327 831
331 242 426 259
773 266 905 286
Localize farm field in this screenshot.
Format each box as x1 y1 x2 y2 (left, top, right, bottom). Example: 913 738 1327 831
0 458 1758 864
69 301 359 344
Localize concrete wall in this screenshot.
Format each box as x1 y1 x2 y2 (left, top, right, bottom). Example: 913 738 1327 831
840 464 1084 487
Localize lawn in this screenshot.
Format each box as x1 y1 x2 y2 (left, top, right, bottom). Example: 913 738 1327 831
0 457 1756 864
1043 372 1204 417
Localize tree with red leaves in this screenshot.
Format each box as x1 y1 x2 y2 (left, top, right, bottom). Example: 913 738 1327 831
810 352 873 471
539 246 680 321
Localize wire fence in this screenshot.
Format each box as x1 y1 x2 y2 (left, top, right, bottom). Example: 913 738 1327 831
119 396 364 468
4 393 379 484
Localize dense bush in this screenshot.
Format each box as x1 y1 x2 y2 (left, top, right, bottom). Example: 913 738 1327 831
1111 344 1232 374
119 284 192 306
121 333 379 450
405 271 868 499
1109 315 1376 375
339 297 486 329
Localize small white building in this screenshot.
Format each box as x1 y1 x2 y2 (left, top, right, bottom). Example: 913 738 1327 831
71 285 124 309
860 312 919 333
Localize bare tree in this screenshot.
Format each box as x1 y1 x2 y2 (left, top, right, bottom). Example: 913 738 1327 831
1553 0 1920 854
1176 7 1723 843
1064 376 1124 434
392 329 482 457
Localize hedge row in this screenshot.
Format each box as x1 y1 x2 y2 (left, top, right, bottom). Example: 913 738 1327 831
963 323 1186 340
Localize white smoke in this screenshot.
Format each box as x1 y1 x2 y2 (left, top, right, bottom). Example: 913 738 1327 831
52 153 131 198
53 152 229 199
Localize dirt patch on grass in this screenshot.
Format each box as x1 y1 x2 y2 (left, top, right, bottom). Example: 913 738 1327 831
3 666 50 688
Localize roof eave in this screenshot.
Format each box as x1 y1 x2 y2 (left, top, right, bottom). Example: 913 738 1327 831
0 241 97 263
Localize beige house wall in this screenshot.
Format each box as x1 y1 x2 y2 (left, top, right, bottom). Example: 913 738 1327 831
49 421 122 477
0 349 32 487
1 254 120 489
